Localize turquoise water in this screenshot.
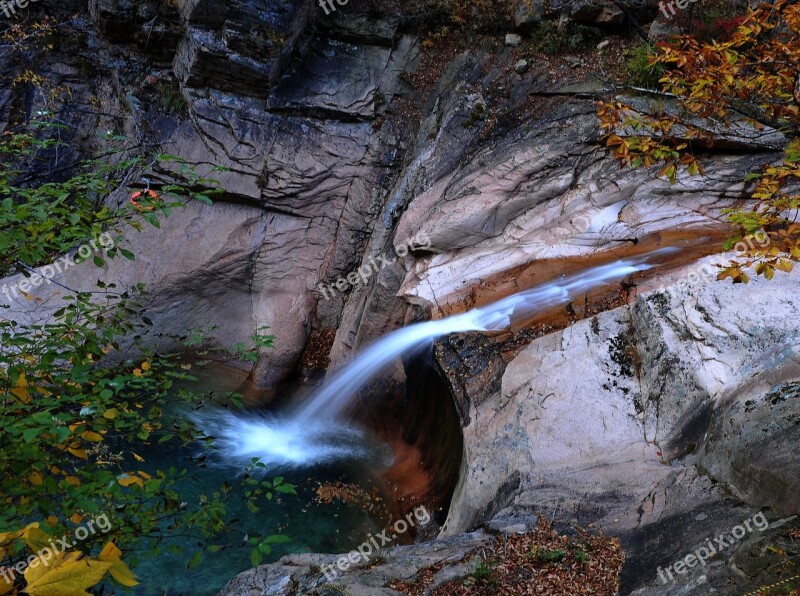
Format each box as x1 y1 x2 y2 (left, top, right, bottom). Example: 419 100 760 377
128 449 384 595
117 368 389 595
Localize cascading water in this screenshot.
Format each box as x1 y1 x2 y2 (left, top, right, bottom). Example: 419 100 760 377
194 250 674 470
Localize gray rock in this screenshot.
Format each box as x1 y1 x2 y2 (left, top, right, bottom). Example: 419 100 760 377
514 0 542 31
649 18 681 42
220 532 493 594
268 39 393 120
89 0 183 58
514 59 530 74
505 33 522 47
699 380 800 516
486 506 539 535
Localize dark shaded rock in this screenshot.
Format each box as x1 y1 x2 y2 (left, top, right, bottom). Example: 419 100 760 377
268 38 392 120
698 380 800 516
433 332 508 426
174 0 314 97
514 0 653 29
268 35 418 120
89 0 183 60
318 13 400 47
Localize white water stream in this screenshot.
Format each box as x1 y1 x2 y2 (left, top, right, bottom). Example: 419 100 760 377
195 250 672 469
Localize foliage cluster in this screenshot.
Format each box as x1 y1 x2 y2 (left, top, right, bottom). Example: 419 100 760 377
624 42 665 88
530 21 604 55
598 0 800 282
0 122 291 594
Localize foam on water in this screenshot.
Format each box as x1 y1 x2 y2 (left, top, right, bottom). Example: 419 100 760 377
191 411 383 470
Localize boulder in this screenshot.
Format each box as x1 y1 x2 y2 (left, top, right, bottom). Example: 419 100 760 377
514 0 652 29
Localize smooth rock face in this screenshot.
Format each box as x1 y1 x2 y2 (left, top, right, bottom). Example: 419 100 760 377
0 200 274 357
391 93 761 313
268 36 413 120
440 256 800 592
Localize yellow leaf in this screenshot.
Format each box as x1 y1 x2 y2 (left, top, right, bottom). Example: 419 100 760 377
0 528 25 546
102 409 118 420
24 526 54 554
10 373 30 404
0 571 14 595
132 453 145 462
132 369 143 378
70 513 83 524
45 517 58 528
97 543 139 587
67 448 88 460
80 431 103 442
65 476 81 487
24 551 111 596
29 472 43 486
137 471 151 480
140 362 151 371
117 476 143 488
658 164 675 179
97 543 121 560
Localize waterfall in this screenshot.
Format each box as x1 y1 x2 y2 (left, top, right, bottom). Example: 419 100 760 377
194 250 673 469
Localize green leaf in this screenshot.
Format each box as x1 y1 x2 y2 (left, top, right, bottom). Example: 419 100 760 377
192 194 213 206
187 552 202 570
